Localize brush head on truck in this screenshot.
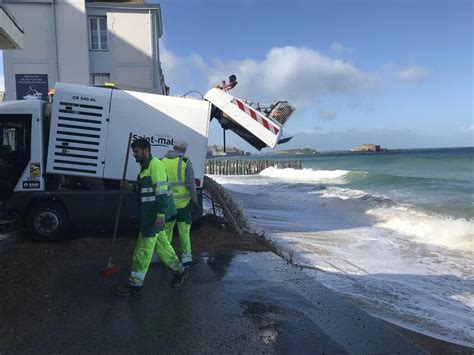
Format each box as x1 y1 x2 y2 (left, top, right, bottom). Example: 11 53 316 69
205 87 295 150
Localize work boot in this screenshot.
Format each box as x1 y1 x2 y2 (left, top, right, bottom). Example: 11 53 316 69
171 269 188 287
114 283 142 296
181 253 198 268
183 259 199 268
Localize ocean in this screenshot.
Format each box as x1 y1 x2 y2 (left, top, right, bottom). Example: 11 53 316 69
211 147 474 347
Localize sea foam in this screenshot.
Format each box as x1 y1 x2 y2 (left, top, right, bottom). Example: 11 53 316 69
259 167 351 181
211 159 474 346
366 206 473 251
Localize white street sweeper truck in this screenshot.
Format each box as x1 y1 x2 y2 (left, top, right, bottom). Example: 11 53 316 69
0 77 295 240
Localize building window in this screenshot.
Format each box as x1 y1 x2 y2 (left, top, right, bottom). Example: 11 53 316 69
91 73 110 86
89 17 108 50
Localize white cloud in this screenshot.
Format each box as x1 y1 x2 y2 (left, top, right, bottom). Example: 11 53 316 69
161 45 434 119
205 46 380 107
319 110 337 121
161 45 380 106
160 43 207 95
398 65 431 83
330 42 354 55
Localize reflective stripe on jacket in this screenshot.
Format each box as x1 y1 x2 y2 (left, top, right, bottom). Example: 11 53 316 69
137 156 176 236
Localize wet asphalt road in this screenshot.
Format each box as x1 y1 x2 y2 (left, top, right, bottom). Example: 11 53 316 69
1 251 425 354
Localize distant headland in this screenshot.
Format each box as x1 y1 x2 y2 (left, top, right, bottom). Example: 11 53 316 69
271 148 317 155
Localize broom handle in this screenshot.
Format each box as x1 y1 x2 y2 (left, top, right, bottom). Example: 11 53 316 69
110 132 133 263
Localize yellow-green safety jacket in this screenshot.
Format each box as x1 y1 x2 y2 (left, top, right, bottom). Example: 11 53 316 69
162 152 195 209
136 155 176 236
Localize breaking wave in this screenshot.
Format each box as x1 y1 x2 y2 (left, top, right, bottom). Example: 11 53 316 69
257 167 459 187
259 167 351 181
366 206 473 251
312 186 473 251
215 167 474 251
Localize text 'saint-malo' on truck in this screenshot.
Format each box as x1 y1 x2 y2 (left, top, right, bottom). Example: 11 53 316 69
0 77 295 241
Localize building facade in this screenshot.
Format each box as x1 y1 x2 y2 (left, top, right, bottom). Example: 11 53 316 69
2 0 167 101
207 145 249 158
0 1 24 50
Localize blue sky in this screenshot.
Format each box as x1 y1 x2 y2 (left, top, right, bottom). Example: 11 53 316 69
153 0 473 152
0 0 472 152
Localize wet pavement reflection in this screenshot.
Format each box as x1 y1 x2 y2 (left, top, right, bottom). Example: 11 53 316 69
1 251 425 354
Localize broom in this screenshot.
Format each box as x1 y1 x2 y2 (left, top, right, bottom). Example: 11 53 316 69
100 132 133 278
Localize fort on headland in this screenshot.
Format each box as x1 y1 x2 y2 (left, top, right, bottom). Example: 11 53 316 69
351 144 386 152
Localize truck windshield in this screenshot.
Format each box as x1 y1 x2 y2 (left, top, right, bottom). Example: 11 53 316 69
1 117 30 155
0 114 31 200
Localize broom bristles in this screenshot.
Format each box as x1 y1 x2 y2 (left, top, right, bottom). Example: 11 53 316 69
100 264 123 278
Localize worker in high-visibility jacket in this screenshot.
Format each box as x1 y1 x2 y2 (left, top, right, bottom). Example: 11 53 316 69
162 140 199 267
115 138 188 297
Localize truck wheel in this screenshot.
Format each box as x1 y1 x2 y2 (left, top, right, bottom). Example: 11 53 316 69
27 202 70 241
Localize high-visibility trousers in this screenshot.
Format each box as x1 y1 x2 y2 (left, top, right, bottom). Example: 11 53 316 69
165 203 192 259
128 230 184 287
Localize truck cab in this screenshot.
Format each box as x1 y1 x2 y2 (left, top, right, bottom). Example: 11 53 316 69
0 99 139 240
0 100 40 202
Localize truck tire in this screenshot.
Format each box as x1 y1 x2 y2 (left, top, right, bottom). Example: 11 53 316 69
27 202 70 241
